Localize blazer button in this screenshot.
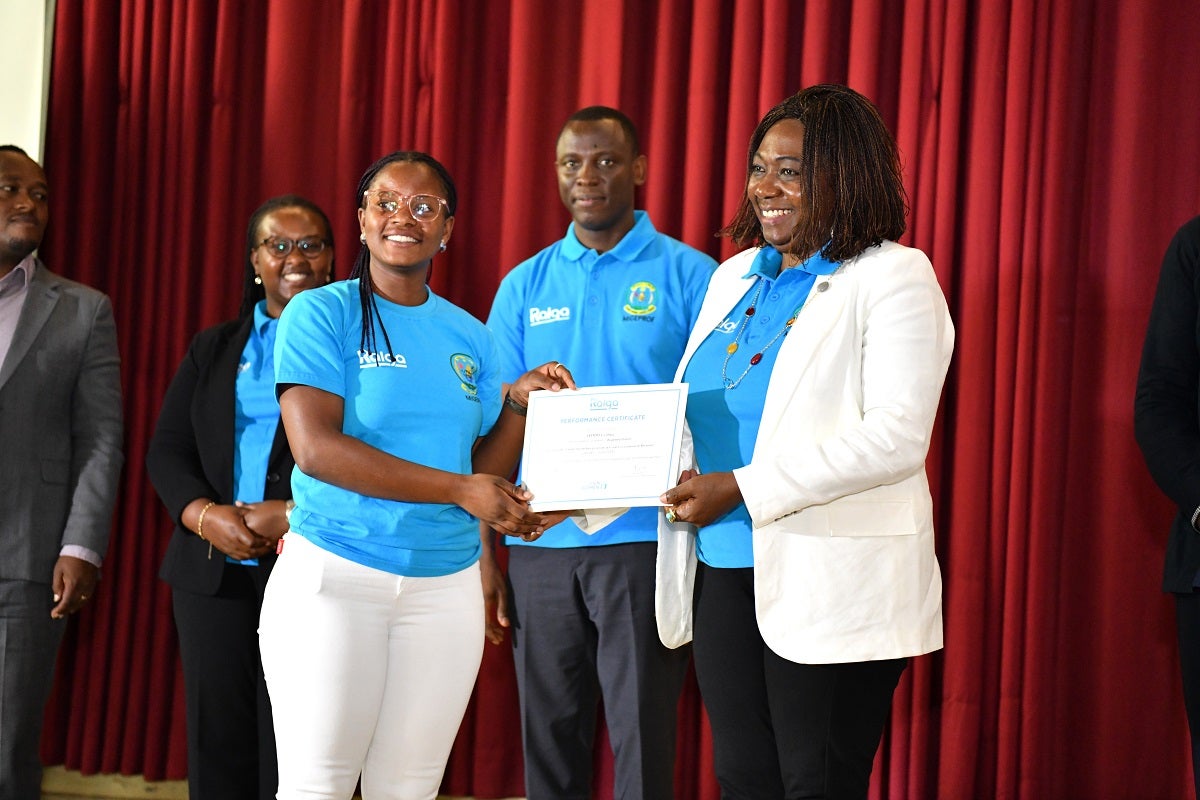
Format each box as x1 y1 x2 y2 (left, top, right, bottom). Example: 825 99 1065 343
266 472 280 483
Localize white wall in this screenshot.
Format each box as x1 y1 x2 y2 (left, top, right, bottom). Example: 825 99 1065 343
0 0 55 161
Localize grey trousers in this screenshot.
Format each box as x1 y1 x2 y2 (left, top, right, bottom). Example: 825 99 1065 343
0 579 67 800
508 542 690 800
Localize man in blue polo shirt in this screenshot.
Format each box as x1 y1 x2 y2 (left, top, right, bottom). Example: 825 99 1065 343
484 107 717 800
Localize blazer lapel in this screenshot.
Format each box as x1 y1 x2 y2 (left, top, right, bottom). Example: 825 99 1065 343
676 268 757 378
758 270 848 433
0 267 60 392
197 318 252 498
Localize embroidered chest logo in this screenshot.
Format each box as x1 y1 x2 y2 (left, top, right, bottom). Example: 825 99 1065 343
622 280 658 323
623 281 657 316
715 318 738 334
451 353 479 397
529 306 571 326
358 349 407 368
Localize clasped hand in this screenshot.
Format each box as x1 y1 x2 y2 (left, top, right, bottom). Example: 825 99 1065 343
205 500 287 560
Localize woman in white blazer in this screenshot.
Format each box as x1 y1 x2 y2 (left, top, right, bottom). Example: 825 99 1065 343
657 85 954 799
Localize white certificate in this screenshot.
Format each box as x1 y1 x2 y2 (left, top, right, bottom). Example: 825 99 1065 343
520 383 688 512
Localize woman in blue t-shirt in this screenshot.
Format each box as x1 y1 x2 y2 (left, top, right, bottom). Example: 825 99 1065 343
259 151 571 800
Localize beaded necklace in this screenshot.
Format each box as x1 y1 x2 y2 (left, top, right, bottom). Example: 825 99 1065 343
721 276 805 390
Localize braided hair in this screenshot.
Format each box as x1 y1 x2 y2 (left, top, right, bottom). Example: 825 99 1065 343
720 84 908 264
351 151 457 360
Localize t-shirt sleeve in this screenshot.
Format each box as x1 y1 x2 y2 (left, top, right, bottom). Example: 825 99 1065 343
275 289 348 400
681 248 719 329
476 327 503 437
485 271 529 385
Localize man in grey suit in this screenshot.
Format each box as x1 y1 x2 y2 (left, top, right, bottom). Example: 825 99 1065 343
0 144 123 799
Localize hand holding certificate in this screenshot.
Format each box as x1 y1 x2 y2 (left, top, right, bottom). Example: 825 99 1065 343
520 384 688 512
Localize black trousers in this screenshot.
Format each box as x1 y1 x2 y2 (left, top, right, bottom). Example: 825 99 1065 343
692 564 907 800
508 543 690 800
172 563 276 800
1175 590 1200 797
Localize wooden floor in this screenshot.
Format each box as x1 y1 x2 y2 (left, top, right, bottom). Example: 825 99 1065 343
41 767 186 799
40 766 522 800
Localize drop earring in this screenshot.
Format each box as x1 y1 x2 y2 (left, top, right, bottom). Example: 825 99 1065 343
360 232 367 243
439 242 447 253
254 274 263 285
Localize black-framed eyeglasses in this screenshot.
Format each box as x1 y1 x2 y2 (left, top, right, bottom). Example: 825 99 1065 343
363 190 448 222
258 236 328 258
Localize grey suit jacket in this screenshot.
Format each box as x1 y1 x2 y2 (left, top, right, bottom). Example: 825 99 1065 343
0 261 124 583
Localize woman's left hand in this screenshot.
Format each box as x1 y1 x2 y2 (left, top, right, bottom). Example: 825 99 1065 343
507 361 577 406
660 471 743 527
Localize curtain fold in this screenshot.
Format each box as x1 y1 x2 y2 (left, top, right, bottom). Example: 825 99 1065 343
35 1 1200 797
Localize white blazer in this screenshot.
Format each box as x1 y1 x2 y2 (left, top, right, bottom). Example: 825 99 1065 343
655 241 954 664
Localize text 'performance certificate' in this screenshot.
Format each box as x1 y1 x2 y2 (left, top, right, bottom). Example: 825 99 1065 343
520 383 689 512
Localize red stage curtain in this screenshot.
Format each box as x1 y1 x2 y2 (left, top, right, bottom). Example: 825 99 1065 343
34 1 1200 798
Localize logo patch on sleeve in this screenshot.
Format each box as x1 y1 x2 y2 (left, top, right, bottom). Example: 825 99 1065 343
451 353 478 395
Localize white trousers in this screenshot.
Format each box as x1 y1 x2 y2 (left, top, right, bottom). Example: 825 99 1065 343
259 534 484 800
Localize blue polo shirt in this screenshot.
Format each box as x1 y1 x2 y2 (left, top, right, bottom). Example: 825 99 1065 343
682 246 840 567
487 210 716 548
230 300 281 565
275 280 500 576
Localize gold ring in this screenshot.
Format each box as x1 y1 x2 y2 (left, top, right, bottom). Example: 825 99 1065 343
665 509 677 524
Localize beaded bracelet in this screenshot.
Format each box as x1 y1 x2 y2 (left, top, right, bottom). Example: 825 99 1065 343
503 392 528 417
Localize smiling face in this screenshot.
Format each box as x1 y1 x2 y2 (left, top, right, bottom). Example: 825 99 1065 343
250 206 334 317
555 118 646 253
0 150 50 274
358 160 454 275
747 118 809 252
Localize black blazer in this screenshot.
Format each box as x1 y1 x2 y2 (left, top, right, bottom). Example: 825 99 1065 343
147 315 294 595
1135 215 1200 593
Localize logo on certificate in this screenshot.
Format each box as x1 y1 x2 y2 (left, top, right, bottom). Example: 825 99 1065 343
450 353 478 395
623 281 657 316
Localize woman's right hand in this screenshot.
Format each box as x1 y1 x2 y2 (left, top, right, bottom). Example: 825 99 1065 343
457 474 549 541
200 504 274 560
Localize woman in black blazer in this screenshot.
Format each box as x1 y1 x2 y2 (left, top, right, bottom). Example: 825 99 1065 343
147 195 334 800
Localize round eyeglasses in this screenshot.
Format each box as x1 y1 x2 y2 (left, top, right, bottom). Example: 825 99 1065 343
258 237 328 258
363 190 448 222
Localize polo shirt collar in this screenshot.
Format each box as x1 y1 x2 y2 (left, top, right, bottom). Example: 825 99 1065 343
561 209 655 263
253 299 277 336
742 246 841 280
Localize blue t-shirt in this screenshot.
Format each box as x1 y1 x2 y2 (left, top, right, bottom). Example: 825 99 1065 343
487 210 717 548
274 280 501 576
230 300 280 566
682 247 839 567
